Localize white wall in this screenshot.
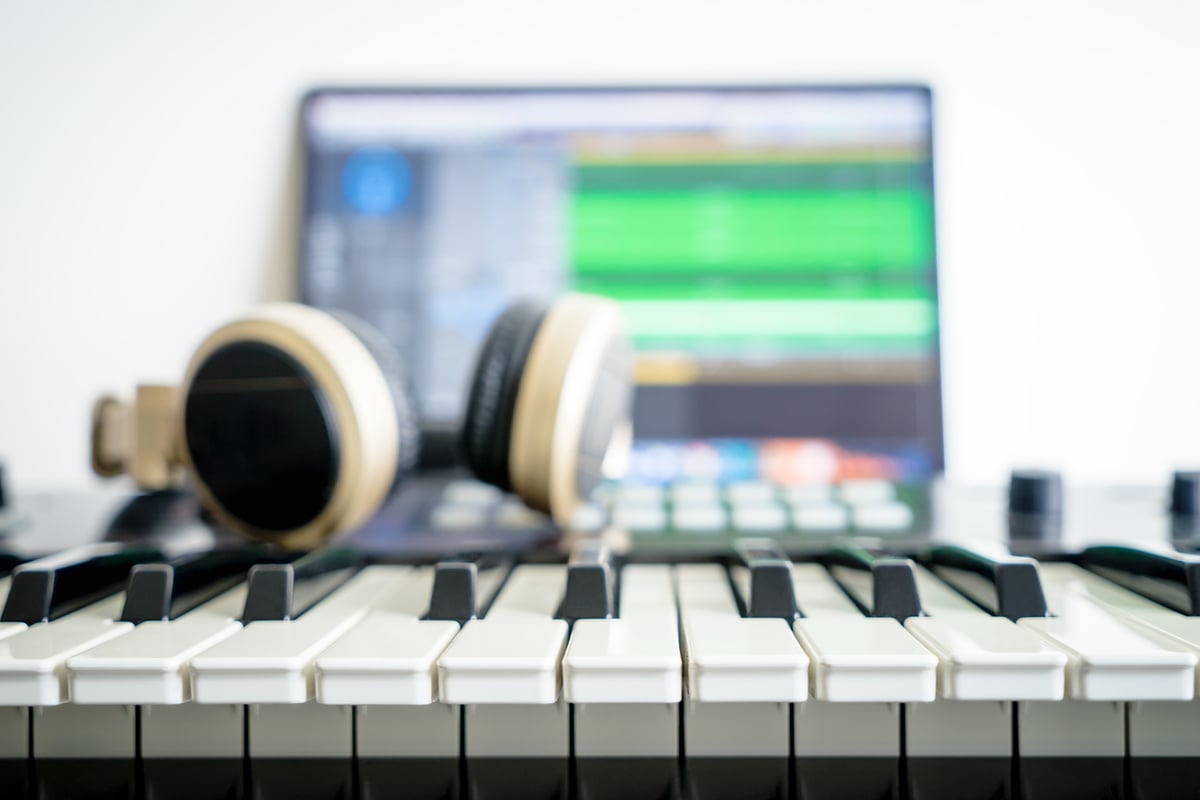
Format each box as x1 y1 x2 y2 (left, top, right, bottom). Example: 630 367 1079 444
1 0 1197 491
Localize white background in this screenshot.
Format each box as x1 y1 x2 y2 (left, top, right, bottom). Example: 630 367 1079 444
1 0 1197 492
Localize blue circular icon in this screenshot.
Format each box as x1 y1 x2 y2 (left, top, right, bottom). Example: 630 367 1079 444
341 149 412 215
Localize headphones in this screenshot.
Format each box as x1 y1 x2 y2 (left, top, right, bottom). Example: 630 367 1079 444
91 295 632 549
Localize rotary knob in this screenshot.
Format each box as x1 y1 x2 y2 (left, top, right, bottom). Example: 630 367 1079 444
1008 469 1063 516
1170 471 1200 518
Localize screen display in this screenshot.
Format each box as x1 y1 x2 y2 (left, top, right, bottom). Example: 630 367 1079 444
301 87 942 483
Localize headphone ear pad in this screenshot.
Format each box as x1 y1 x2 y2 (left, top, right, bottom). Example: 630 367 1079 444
460 301 548 491
326 310 421 486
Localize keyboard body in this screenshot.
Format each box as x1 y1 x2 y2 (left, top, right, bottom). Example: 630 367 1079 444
0 475 1197 800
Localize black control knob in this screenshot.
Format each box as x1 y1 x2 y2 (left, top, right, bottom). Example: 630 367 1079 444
1008 469 1063 516
1170 471 1200 518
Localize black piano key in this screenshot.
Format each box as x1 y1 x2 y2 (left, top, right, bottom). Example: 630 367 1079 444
555 542 615 623
426 562 479 624
923 544 1049 621
826 545 923 622
120 548 268 624
1 543 163 625
240 548 362 623
1080 544 1200 616
425 554 512 624
734 538 801 621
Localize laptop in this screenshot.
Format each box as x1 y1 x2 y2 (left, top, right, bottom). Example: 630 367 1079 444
298 86 942 549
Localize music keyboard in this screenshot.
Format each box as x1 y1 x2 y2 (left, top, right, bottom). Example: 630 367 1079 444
3 483 1200 798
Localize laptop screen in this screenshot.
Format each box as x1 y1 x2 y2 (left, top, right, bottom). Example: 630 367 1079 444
300 86 942 486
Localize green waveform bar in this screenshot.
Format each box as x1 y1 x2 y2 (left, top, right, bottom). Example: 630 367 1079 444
571 189 933 273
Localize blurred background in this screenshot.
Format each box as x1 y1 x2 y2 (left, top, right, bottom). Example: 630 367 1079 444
0 0 1197 493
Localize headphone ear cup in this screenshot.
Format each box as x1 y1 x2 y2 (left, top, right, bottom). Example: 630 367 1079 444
460 301 548 491
326 310 421 487
463 294 632 523
178 303 411 549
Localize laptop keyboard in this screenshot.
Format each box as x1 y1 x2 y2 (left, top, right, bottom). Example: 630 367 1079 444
428 478 916 536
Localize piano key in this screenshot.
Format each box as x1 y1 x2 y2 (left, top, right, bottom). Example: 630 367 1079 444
564 565 681 757
902 565 1068 757
1018 566 1197 756
438 564 569 757
824 546 924 622
734 538 800 621
1079 544 1200 616
1037 561 1200 756
315 565 473 759
1 543 161 626
789 563 936 757
66 553 271 760
924 544 1050 621
424 558 509 626
677 563 806 757
190 565 401 759
553 543 615 625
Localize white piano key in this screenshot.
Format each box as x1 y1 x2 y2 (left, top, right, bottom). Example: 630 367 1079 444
190 566 402 704
315 567 459 758
906 566 1068 701
438 565 568 757
141 703 244 759
247 702 353 759
789 564 935 757
63 581 250 759
67 583 248 704
0 576 25 642
356 704 460 759
791 565 936 703
0 707 26 758
1018 569 1197 757
677 564 806 757
1021 580 1197 701
33 704 135 758
565 565 681 757
1019 699 1126 757
1038 563 1200 756
189 566 402 759
0 593 129 705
